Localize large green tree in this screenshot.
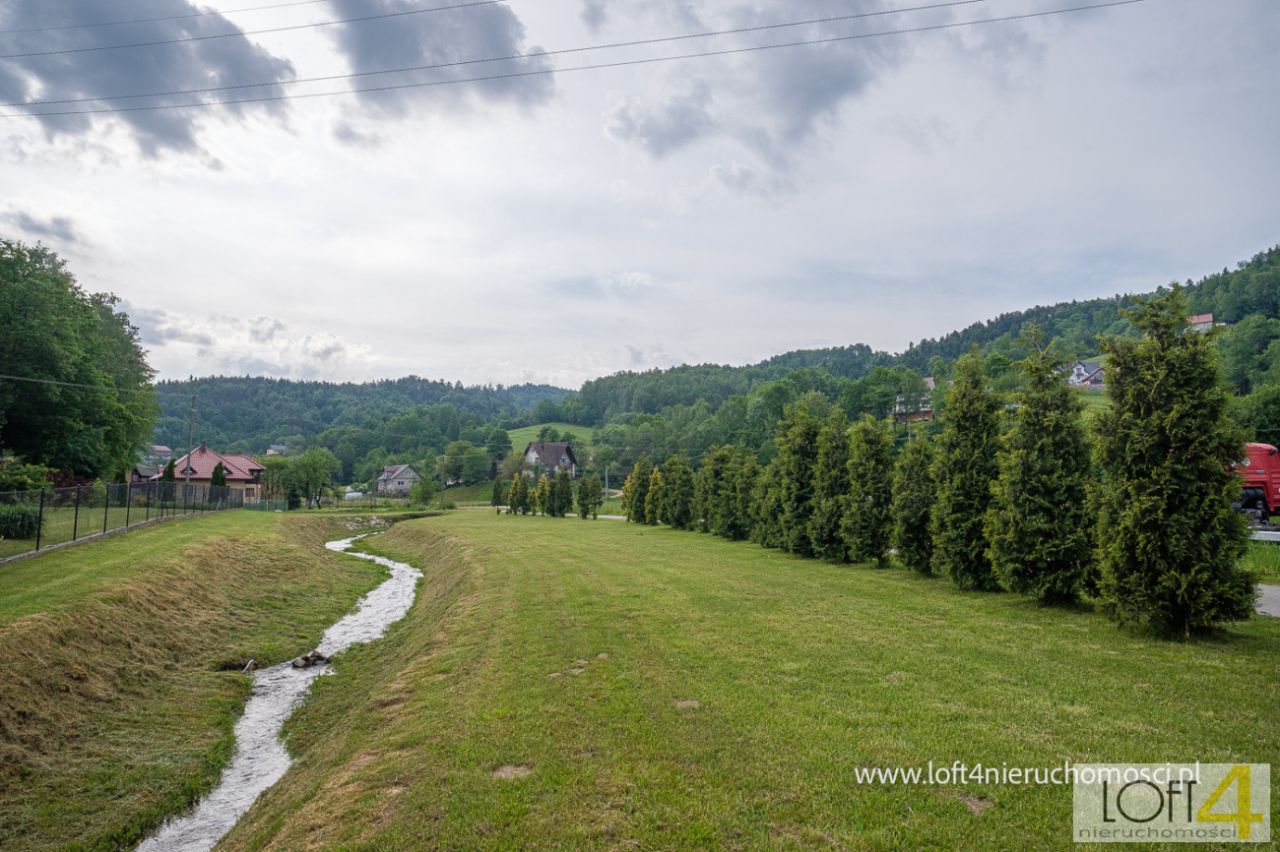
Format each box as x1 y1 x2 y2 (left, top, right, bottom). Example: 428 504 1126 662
806 410 851 561
774 406 822 556
842 416 894 565
576 475 603 519
0 240 156 479
624 455 652 523
662 454 696 530
644 468 665 526
1095 289 1255 637
891 432 936 573
289 447 342 508
930 350 1001 589
985 332 1095 603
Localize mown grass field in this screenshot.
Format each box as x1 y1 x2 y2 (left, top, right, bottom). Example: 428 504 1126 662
224 512 1280 850
0 511 388 851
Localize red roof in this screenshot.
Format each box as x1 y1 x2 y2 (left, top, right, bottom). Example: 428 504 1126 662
1187 313 1214 325
154 444 264 482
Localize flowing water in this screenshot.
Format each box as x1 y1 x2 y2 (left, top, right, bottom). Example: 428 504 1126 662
137 534 422 852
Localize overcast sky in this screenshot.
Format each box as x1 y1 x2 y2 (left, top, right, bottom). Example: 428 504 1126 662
2 0 1277 388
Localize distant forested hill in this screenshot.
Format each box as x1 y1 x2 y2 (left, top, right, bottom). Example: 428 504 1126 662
573 246 1280 422
153 376 568 453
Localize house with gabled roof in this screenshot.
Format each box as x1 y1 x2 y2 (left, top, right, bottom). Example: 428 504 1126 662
377 464 421 497
1068 360 1104 387
151 443 266 500
523 442 577 479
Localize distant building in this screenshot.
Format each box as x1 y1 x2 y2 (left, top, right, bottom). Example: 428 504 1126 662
1187 313 1215 334
150 443 265 500
265 444 288 457
1068 361 1104 387
524 442 578 479
893 377 936 424
377 464 421 497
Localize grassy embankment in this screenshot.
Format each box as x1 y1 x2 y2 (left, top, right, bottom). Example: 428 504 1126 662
225 512 1280 850
0 511 389 851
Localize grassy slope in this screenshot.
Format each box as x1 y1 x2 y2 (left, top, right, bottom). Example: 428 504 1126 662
0 511 388 851
224 513 1280 851
440 481 496 505
507 422 595 457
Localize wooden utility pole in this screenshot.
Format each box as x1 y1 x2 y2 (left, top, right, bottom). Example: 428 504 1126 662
184 395 196 487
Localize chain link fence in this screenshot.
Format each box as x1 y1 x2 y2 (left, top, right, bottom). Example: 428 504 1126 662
0 481 244 562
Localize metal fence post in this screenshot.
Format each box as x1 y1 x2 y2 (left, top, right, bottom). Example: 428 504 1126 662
125 484 131 529
72 486 82 542
145 482 151 523
35 488 44 550
103 486 110 534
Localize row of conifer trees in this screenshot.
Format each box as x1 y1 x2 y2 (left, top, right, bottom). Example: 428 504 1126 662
617 289 1256 638
498 469 606 519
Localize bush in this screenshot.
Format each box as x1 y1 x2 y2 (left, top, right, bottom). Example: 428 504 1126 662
0 504 41 539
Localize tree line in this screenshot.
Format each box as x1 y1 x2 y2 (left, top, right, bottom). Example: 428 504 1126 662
0 240 156 486
613 289 1255 639
500 470 605 520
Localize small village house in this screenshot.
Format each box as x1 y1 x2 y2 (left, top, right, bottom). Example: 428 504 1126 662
1186 312 1215 334
523 441 578 479
150 443 265 501
1067 360 1104 387
893 377 936 424
377 464 421 497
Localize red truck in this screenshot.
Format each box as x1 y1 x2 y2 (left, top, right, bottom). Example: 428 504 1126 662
1237 442 1280 527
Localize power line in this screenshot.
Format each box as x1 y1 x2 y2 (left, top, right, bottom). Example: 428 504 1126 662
3 0 996 109
0 372 166 395
0 0 342 36
0 0 508 61
0 0 1148 120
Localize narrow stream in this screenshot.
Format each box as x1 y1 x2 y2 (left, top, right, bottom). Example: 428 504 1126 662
137 534 422 852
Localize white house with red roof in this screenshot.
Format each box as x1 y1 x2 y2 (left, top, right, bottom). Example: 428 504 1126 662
152 443 266 501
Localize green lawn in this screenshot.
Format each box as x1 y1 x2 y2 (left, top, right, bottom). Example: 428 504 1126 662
507 421 595 457
0 500 222 560
0 511 388 851
223 512 1280 850
1243 540 1280 581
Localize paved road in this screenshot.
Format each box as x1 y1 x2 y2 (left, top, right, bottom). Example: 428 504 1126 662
1259 585 1280 618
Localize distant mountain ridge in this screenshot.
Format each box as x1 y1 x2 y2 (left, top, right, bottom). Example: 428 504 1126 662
153 375 569 453
156 245 1279 445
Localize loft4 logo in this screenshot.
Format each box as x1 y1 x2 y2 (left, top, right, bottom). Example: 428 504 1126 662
1073 763 1271 844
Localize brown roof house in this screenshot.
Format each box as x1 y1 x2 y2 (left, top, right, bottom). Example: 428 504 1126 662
152 443 266 501
377 464 421 497
523 442 578 479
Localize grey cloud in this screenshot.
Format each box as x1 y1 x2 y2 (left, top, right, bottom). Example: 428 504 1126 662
580 0 607 32
2 208 83 244
709 162 791 198
304 336 345 362
125 303 217 347
0 0 295 157
248 316 286 344
606 82 715 158
332 120 384 148
324 0 554 115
